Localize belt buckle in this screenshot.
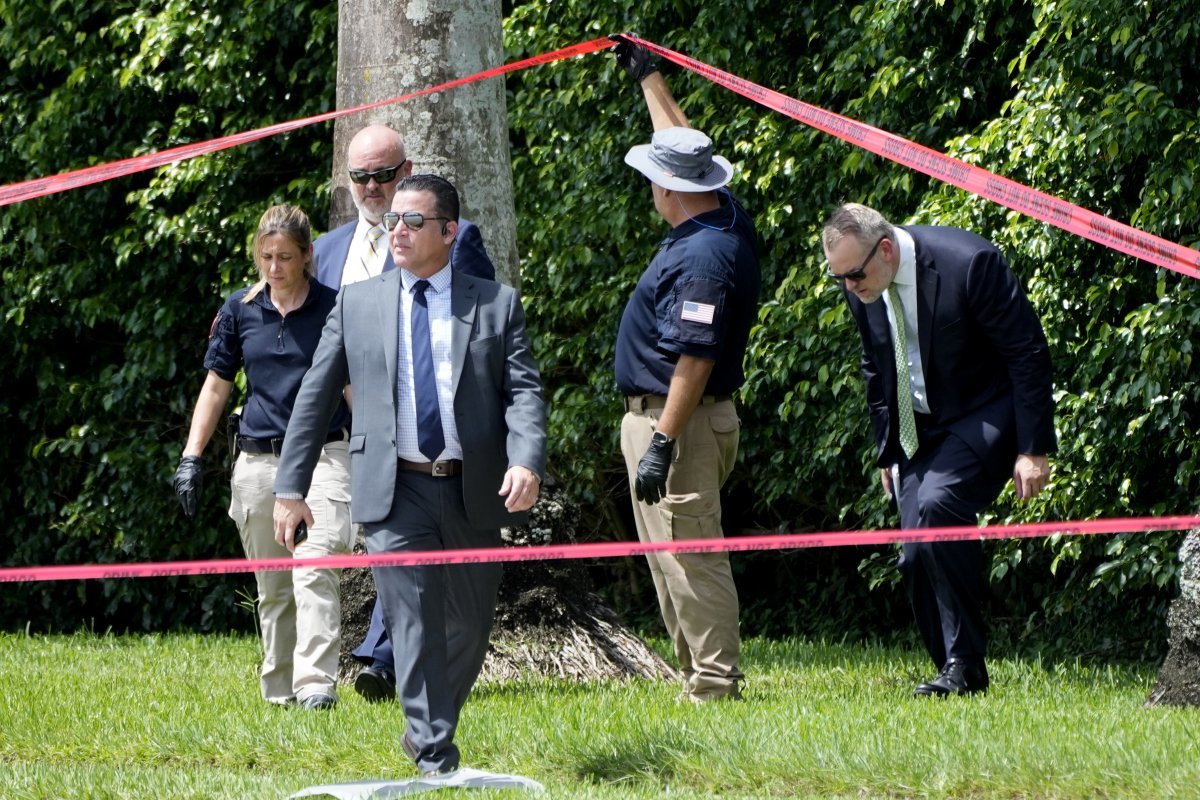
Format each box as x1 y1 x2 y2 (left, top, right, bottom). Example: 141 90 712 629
431 459 453 477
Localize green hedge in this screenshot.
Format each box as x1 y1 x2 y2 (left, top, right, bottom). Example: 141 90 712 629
0 0 338 630
2 0 1197 657
505 0 1199 657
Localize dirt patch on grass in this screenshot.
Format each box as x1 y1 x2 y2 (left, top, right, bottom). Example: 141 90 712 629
336 483 675 685
1146 530 1200 707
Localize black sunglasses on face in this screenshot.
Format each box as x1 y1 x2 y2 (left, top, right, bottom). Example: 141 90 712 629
381 211 451 232
826 235 885 284
347 162 407 185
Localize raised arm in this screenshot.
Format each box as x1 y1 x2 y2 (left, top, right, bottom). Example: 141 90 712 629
610 35 690 131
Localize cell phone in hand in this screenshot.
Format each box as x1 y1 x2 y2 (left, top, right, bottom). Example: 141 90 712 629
294 521 308 545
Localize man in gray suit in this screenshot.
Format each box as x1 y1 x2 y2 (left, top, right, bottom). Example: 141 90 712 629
272 174 546 776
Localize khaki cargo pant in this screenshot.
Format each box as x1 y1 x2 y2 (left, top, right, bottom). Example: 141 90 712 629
621 396 744 701
228 441 353 704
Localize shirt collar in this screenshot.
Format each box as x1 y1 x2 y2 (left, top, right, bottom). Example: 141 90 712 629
400 263 452 294
354 217 381 237
891 227 916 287
666 189 734 241
257 277 317 311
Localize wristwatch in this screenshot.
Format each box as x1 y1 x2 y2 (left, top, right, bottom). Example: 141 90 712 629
651 431 676 447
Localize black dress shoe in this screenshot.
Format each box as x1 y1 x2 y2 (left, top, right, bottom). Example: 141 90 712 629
914 658 989 697
354 666 396 702
299 692 337 710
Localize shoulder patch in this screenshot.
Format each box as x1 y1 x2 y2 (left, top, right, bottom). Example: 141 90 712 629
681 300 716 325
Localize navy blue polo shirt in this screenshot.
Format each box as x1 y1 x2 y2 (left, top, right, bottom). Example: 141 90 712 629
615 190 762 396
203 277 350 440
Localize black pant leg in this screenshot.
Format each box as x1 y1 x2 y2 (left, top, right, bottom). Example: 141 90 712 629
896 433 1009 667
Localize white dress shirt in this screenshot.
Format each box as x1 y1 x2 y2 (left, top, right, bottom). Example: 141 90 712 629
341 219 389 286
882 227 931 415
395 264 462 461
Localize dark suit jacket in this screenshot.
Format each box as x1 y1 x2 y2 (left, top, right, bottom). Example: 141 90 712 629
274 268 546 528
845 225 1056 468
314 217 496 288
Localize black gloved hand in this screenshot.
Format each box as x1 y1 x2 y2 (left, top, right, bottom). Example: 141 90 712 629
609 33 659 83
173 455 204 519
634 432 675 505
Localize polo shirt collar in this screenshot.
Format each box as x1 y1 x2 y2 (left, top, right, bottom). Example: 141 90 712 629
257 277 318 311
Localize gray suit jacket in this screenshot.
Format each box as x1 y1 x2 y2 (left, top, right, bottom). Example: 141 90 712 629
314 218 496 287
275 268 546 528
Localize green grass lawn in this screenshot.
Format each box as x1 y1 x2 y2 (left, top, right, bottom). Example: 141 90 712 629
1 631 1198 799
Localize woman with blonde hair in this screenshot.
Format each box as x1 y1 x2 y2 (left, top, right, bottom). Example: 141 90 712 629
174 204 352 709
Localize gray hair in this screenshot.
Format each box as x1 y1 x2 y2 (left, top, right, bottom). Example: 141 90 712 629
822 203 895 253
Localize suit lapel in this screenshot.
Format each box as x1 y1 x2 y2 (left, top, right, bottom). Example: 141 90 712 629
378 270 402 393
912 237 939 367
450 270 479 396
866 300 897 388
320 223 355 288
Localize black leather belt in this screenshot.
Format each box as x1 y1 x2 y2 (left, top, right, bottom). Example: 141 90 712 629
624 394 732 414
238 429 348 456
398 458 462 477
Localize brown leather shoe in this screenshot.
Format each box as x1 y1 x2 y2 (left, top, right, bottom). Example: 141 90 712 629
913 658 989 697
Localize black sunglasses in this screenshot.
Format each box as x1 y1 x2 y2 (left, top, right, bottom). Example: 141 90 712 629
826 236 885 284
347 162 407 185
381 211 451 232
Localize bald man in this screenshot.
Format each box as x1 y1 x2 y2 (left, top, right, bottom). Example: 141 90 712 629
314 124 495 289
311 124 498 703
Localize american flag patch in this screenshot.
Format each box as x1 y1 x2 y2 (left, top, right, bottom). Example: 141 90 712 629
680 300 716 325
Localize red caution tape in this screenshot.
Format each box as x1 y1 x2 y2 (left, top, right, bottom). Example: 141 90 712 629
2 39 1197 585
1 514 1195 584
624 35 1200 280
2 35 1196 278
0 38 614 209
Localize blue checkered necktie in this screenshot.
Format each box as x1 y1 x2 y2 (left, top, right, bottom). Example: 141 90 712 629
410 279 445 461
888 284 919 460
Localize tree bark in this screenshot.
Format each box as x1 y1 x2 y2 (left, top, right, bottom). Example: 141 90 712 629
330 0 519 286
1146 529 1200 707
329 3 673 683
338 484 678 684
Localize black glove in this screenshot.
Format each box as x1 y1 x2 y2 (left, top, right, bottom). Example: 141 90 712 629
635 432 675 505
609 33 659 83
173 455 203 519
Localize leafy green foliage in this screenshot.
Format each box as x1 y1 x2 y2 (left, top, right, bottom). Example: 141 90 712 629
0 0 337 631
505 0 1200 657
1 0 1197 656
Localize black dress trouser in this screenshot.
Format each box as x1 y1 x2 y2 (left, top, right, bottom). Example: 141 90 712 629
896 430 1010 668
